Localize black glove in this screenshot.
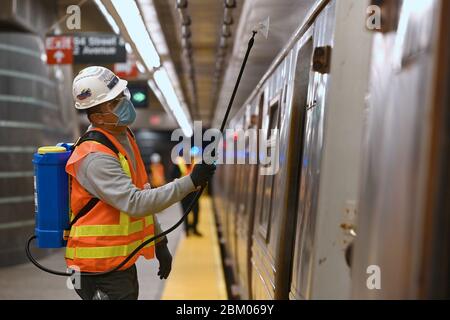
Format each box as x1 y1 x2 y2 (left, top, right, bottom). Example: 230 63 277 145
155 240 172 280
190 163 216 187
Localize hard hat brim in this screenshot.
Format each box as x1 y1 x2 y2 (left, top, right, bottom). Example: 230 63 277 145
75 78 128 110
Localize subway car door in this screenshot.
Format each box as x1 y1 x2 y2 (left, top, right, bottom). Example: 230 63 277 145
289 2 336 300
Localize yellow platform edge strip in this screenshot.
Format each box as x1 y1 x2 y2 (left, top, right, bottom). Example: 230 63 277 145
161 196 227 300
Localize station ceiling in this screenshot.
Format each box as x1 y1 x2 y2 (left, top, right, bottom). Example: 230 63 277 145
55 0 318 130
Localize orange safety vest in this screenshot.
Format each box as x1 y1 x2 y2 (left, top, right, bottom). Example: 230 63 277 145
65 128 155 272
150 163 166 188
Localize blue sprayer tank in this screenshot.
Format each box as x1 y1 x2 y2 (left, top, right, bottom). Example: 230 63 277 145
32 144 72 248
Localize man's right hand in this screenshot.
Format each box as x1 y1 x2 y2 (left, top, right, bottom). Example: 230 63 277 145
190 163 216 187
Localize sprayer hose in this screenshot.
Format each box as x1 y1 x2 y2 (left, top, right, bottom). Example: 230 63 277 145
26 185 204 277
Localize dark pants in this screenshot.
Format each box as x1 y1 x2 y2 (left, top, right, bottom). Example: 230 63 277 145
181 192 200 233
75 264 139 300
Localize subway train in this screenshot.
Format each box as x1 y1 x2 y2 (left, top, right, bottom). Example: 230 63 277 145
212 0 450 300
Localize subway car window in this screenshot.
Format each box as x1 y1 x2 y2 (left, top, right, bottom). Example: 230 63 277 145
258 97 280 240
253 91 267 237
290 37 314 300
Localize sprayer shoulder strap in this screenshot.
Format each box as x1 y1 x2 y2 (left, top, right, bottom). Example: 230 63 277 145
69 198 99 228
72 130 120 155
68 130 120 228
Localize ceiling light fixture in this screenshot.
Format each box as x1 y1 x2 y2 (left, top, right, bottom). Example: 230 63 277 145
153 67 193 137
110 0 160 70
94 0 120 34
96 0 192 135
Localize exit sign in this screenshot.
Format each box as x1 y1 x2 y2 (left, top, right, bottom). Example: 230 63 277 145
45 36 73 64
128 82 149 108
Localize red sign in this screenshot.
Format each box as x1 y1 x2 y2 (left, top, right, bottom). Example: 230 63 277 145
114 61 138 79
149 115 161 126
45 36 73 65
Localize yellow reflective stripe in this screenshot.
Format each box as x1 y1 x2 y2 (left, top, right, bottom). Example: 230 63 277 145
69 219 143 237
143 235 156 248
120 211 130 225
65 233 155 259
145 215 153 227
117 153 133 227
69 211 137 237
66 247 75 259
118 153 131 177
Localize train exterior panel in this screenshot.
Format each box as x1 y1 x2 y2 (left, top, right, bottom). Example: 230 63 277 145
352 0 447 299
213 0 450 300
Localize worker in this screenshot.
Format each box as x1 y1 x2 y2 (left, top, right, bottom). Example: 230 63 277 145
67 66 215 300
171 149 202 237
149 153 166 188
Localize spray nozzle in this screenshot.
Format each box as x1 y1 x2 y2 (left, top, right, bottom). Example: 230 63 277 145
253 16 270 39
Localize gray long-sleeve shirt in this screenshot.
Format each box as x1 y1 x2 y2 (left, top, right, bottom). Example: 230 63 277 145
74 128 196 237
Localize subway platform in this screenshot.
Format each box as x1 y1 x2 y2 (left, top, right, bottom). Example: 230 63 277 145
0 197 226 300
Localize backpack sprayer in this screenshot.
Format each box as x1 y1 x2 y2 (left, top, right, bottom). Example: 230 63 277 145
26 20 269 277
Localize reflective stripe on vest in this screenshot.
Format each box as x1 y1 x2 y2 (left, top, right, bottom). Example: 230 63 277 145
69 215 154 237
66 235 155 259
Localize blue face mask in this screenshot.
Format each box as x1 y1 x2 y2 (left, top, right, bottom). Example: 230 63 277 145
106 98 136 126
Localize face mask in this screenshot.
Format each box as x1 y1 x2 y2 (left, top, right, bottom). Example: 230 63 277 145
102 98 136 126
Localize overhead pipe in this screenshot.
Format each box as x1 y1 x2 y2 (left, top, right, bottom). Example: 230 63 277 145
211 0 237 104
175 0 198 114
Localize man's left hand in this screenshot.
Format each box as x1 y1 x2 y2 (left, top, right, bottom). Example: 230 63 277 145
155 241 172 280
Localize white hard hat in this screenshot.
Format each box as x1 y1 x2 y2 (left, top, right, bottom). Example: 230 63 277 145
72 66 128 110
151 153 161 164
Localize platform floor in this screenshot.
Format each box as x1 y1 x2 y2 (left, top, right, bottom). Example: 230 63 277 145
0 203 183 300
162 196 227 300
0 196 226 300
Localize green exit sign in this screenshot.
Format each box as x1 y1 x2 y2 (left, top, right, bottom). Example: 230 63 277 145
132 91 146 103
128 82 148 108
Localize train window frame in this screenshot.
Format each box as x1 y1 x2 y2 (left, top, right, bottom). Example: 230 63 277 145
267 99 279 140
283 83 289 105
254 90 267 237
258 92 282 242
245 104 257 161
288 35 315 299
